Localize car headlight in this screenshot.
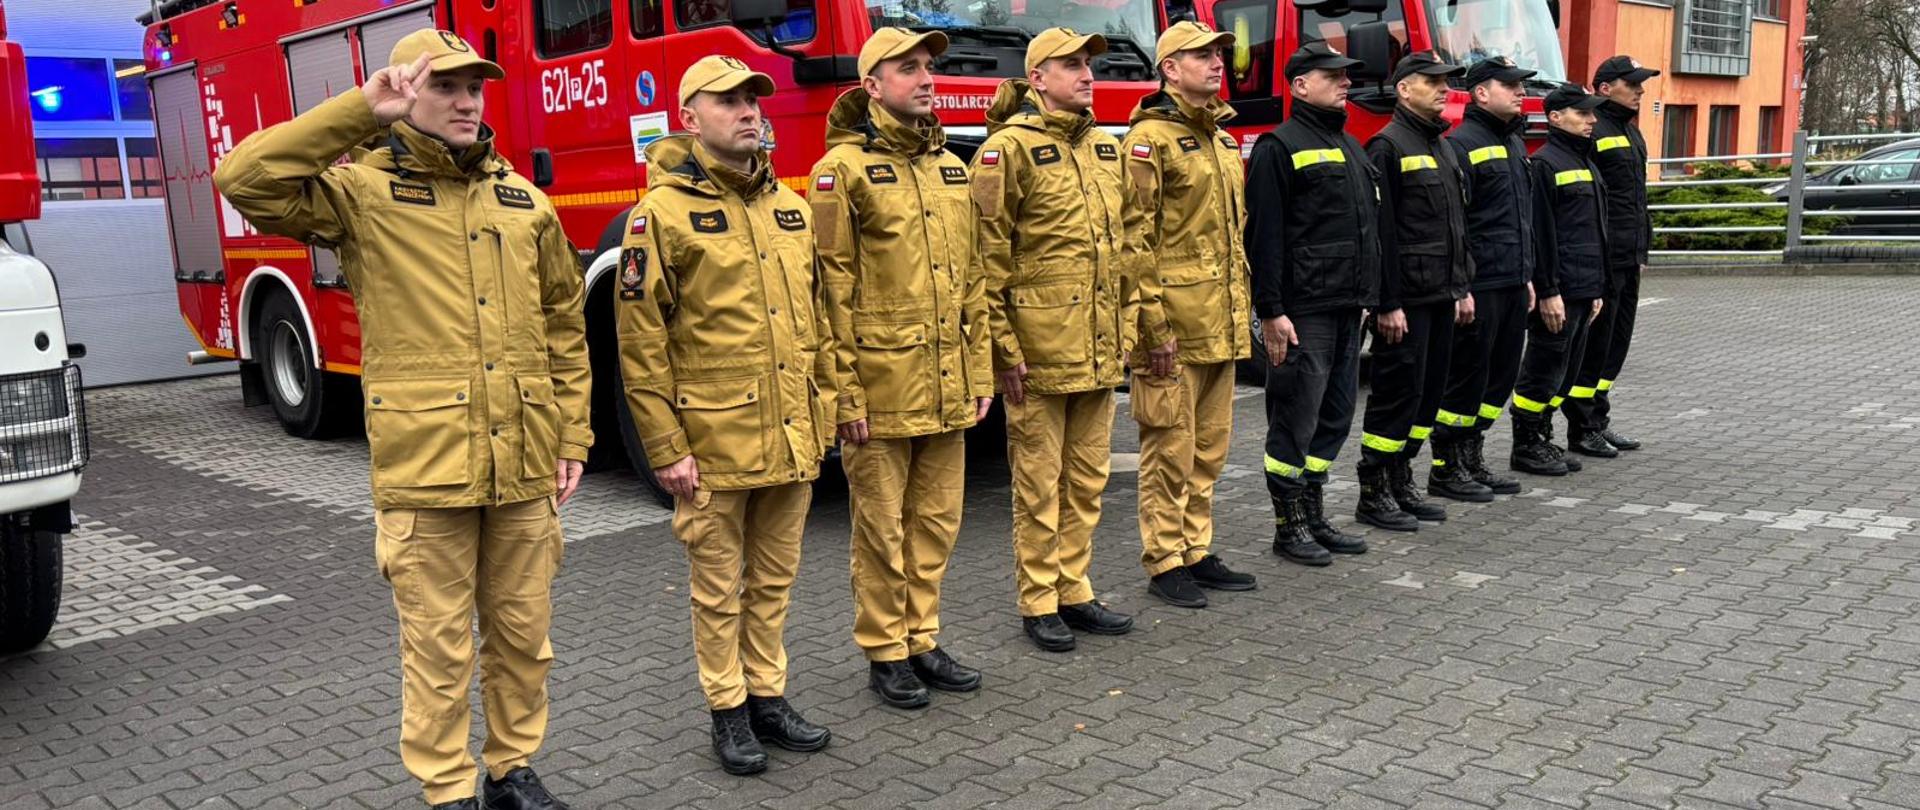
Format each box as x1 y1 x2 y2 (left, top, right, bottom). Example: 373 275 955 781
0 373 67 425
0 366 86 483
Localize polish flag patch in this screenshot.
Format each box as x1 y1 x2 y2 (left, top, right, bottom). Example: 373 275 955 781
628 215 647 235
980 150 1000 166
1131 144 1153 159
816 174 836 192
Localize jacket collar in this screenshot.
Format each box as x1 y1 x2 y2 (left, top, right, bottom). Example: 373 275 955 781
375 120 509 180
825 88 946 157
1547 126 1593 156
1465 104 1526 137
1598 100 1639 124
1391 103 1450 140
1287 98 1348 134
987 79 1095 143
643 134 776 200
1128 89 1236 133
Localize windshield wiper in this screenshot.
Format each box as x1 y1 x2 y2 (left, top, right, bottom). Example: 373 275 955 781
1100 36 1153 67
913 25 1033 48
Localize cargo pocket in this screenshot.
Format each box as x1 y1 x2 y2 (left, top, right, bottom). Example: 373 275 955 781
1469 231 1521 275
1010 280 1090 364
366 379 474 489
675 377 768 474
1158 261 1227 343
854 322 932 414
373 507 417 584
1130 371 1185 429
519 375 559 480
1289 241 1358 302
1399 240 1450 295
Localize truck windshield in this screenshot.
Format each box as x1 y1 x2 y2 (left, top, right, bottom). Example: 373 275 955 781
867 0 1158 76
1426 0 1567 83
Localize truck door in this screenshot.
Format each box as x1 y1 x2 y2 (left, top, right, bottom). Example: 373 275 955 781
520 0 632 238
617 0 669 190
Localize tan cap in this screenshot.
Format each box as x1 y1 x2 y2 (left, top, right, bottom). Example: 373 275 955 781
1155 20 1233 65
860 27 950 77
678 55 777 108
388 28 504 81
1025 27 1108 73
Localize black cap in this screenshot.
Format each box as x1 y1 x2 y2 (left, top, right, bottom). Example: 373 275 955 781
1285 41 1364 80
1544 82 1606 113
1391 50 1464 85
1593 55 1660 86
1464 55 1536 87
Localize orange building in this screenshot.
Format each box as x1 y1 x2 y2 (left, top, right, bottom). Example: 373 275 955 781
1560 0 1807 171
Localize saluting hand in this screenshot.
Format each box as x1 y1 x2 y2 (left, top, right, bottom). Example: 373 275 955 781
364 52 433 127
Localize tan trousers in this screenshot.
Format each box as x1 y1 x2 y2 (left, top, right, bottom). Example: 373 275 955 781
374 496 563 806
672 482 811 709
1005 388 1114 616
843 430 966 662
1133 361 1236 576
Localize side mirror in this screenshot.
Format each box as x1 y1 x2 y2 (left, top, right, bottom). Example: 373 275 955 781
1837 173 1858 187
1347 21 1394 82
730 0 788 30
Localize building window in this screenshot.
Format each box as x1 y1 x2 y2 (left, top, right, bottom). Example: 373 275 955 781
25 57 115 122
126 138 163 199
1753 0 1783 20
1663 104 1698 175
114 59 152 121
1757 105 1782 158
36 138 126 200
1675 0 1752 76
536 0 613 57
1707 105 1739 157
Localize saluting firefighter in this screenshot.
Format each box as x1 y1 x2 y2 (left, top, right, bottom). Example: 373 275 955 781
1120 21 1260 609
616 56 836 776
1353 51 1476 533
973 27 1139 652
1509 83 1610 476
214 30 589 810
1563 55 1660 458
1431 56 1538 500
807 29 995 710
1244 42 1382 567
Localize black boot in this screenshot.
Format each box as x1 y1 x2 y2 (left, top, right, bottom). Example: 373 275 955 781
1306 482 1369 554
482 767 569 810
1460 428 1521 494
1568 427 1619 458
1427 432 1496 503
710 705 768 775
1510 413 1567 476
1022 614 1075 652
909 648 982 692
1059 601 1134 635
747 695 831 752
432 800 479 810
1541 417 1582 472
1148 565 1208 608
1272 486 1332 566
868 660 931 708
1355 462 1419 531
1187 555 1257 591
1600 427 1642 451
1388 455 1448 522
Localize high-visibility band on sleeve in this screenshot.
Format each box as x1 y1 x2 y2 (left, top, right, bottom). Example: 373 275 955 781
1554 169 1594 186
1569 385 1597 399
1265 455 1303 478
1549 395 1565 409
1436 409 1477 427
1432 458 1448 467
1409 425 1433 441
1361 433 1407 453
1479 402 1506 420
1511 394 1549 413
1597 378 1614 391
1468 145 1509 164
1596 135 1631 152
1291 148 1346 170
1305 456 1334 473
1400 154 1438 172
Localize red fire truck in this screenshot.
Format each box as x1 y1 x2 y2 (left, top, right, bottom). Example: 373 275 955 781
139 0 1161 491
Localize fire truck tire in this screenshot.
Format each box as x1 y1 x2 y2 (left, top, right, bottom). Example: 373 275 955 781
582 274 625 474
256 289 359 439
0 517 61 655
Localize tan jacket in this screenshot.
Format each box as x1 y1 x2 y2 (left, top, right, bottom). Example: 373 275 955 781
970 81 1136 396
807 90 993 439
212 88 591 510
616 136 836 491
1121 91 1254 367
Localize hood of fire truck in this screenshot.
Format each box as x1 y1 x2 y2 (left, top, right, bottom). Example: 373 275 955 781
984 80 1097 142
826 88 947 156
359 120 512 179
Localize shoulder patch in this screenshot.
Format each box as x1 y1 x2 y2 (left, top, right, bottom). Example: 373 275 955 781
493 184 535 209
390 181 436 206
1177 136 1202 153
1219 134 1236 149
619 247 647 300
1030 144 1061 165
941 165 967 184
1130 143 1153 160
865 164 899 184
1095 143 1118 160
815 174 837 193
629 214 649 235
690 210 729 233
774 208 806 231
979 149 1001 167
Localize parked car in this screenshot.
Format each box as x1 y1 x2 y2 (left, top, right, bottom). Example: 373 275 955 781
1769 138 1920 235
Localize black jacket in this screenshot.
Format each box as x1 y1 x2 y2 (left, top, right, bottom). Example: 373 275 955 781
1445 104 1535 292
1246 100 1382 319
1528 128 1610 302
1591 100 1650 283
1367 105 1471 310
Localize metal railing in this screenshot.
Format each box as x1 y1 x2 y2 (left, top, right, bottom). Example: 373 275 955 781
1646 129 1920 263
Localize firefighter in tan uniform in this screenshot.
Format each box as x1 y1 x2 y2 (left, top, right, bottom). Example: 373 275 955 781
213 30 587 810
972 28 1138 653
615 56 835 776
807 29 995 709
1121 22 1260 609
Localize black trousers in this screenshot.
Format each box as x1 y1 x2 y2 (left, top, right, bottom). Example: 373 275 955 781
1263 308 1363 499
1564 267 1639 431
1437 285 1529 434
1511 296 1595 419
1359 300 1453 469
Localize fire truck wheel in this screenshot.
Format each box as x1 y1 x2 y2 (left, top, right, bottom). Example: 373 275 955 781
0 517 61 655
256 290 359 439
604 296 673 508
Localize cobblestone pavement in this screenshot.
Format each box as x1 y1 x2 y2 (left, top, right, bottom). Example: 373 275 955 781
4 275 1919 810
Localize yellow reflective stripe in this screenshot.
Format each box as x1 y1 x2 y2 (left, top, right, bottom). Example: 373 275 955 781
1511 395 1548 413
1595 135 1631 152
1400 154 1438 172
1597 378 1614 392
1265 455 1303 478
1554 169 1594 186
1569 385 1597 399
1305 456 1334 473
1362 433 1407 453
1479 402 1506 420
1291 148 1346 170
1409 425 1433 441
1468 145 1509 165
1549 395 1565 409
1432 458 1447 467
1435 409 1477 427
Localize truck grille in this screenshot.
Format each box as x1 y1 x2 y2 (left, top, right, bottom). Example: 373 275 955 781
0 365 89 484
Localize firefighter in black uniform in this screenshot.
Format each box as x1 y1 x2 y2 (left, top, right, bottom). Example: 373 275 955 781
1564 55 1659 457
1431 56 1535 500
1509 84 1608 476
1353 51 1474 532
1245 42 1381 566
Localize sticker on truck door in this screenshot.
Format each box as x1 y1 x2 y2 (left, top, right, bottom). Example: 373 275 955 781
631 112 670 163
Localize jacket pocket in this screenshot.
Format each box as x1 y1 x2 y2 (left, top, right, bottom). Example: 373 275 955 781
853 322 933 414
1398 240 1451 298
366 379 474 489
1557 242 1605 292
1130 370 1185 429
1010 280 1090 365
518 375 559 480
1468 231 1522 278
1158 262 1228 343
1396 171 1448 232
676 377 769 474
1289 240 1358 302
